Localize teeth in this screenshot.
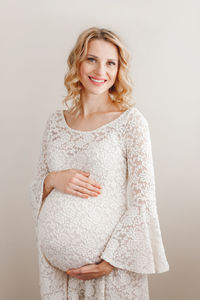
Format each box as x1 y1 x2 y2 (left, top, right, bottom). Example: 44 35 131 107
90 77 105 83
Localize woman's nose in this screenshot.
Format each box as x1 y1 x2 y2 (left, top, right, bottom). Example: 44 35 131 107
94 62 106 76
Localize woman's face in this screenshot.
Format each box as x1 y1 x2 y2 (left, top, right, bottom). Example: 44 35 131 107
79 39 119 95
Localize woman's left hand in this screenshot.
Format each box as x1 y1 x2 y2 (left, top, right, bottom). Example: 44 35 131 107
66 259 114 280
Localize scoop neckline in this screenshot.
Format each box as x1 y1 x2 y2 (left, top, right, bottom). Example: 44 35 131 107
61 107 134 133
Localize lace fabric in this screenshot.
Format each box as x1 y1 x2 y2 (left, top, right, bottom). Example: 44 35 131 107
30 106 169 299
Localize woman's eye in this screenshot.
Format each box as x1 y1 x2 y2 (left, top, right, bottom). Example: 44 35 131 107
108 61 116 66
87 57 96 62
86 58 116 67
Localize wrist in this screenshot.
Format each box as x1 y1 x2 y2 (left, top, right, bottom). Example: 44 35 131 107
45 171 57 189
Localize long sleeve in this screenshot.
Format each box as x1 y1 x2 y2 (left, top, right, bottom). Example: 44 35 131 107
30 115 51 228
100 110 170 274
30 113 68 299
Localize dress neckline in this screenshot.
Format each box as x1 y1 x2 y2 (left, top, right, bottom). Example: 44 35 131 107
61 107 134 134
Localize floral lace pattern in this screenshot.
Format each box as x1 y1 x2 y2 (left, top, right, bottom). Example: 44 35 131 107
30 106 169 299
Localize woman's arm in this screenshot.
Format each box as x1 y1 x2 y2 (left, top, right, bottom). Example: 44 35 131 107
100 108 170 274
30 116 51 226
42 172 55 201
30 113 68 299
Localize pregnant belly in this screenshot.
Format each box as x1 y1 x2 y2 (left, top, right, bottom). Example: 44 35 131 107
37 189 124 272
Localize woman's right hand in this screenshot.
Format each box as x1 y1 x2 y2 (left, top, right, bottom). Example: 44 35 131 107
48 169 102 198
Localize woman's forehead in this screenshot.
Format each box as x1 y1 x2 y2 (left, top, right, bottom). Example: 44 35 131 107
87 39 118 60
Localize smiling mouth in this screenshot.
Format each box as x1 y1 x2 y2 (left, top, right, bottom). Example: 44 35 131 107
88 76 107 83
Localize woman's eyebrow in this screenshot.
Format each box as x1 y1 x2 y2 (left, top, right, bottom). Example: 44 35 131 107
87 54 118 61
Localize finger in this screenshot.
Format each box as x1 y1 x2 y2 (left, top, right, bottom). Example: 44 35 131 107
68 264 98 275
66 267 76 273
75 265 99 274
76 170 90 177
79 186 100 196
67 188 88 198
71 181 101 197
75 179 102 194
77 173 102 189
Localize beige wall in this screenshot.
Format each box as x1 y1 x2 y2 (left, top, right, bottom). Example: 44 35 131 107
1 0 199 299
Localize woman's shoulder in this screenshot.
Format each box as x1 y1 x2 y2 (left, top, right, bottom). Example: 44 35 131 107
126 106 149 129
45 109 64 123
124 106 151 147
42 109 64 133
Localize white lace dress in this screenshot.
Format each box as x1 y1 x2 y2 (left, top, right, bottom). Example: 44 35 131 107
30 106 169 300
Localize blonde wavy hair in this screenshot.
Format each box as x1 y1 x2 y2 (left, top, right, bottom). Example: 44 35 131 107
63 27 135 116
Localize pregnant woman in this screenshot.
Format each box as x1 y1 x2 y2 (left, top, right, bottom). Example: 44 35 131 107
30 27 169 299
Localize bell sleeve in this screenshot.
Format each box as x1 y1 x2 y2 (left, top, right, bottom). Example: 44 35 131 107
100 109 170 274
30 113 68 299
30 114 51 227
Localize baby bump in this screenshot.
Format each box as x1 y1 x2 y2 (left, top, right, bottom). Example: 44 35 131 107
37 189 123 272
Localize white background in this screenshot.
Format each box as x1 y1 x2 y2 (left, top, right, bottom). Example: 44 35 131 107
0 0 199 299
